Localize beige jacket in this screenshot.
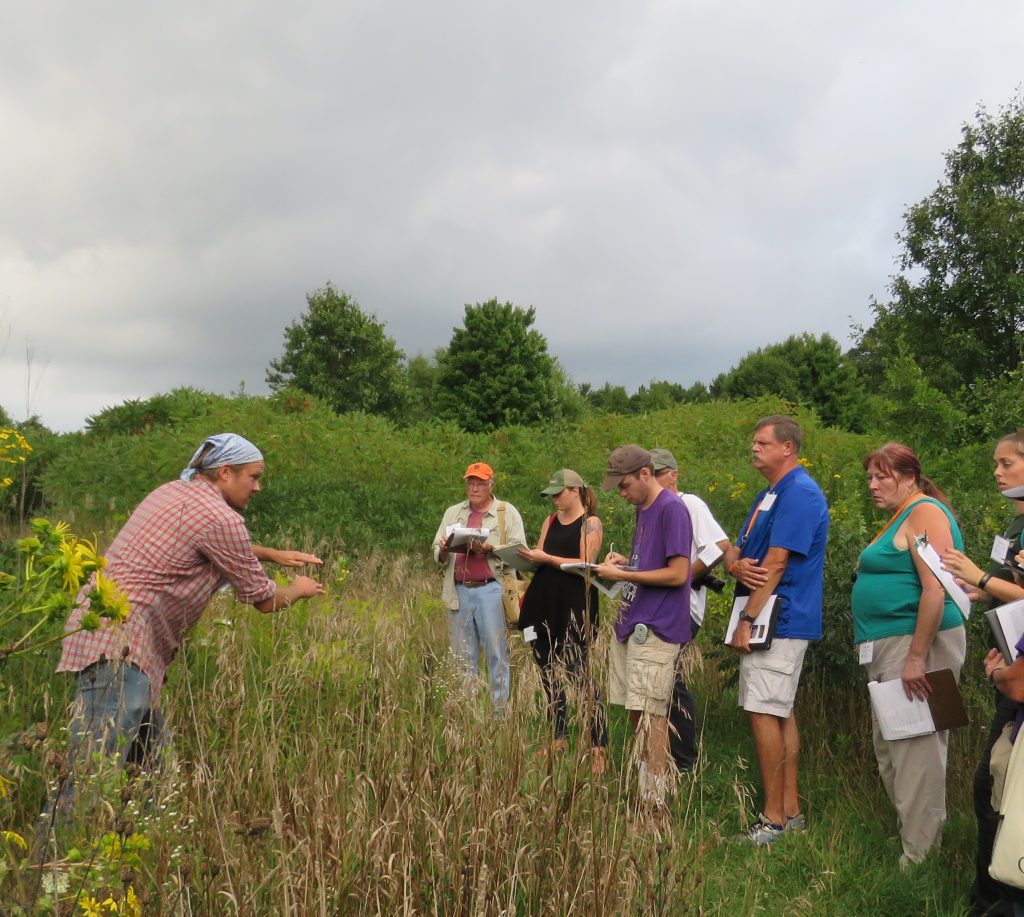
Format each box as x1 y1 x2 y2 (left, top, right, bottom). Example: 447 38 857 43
432 498 526 610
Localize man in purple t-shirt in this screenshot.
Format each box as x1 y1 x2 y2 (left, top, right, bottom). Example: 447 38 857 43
595 445 692 809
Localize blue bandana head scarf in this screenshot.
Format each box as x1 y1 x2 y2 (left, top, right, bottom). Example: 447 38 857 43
180 433 263 481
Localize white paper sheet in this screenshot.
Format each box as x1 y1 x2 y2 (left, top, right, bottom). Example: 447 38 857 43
915 537 971 620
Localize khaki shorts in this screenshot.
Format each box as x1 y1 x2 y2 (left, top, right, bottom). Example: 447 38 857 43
738 638 808 717
608 629 680 716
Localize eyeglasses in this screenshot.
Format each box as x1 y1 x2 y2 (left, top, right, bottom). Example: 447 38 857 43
465 480 492 489
654 468 671 477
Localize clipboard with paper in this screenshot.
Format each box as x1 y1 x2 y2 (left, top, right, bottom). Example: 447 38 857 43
723 594 780 650
914 534 971 621
868 669 968 740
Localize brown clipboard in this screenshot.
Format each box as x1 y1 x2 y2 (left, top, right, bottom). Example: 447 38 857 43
925 668 968 732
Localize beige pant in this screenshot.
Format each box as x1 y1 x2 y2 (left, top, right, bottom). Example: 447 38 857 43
990 722 1015 811
864 626 967 861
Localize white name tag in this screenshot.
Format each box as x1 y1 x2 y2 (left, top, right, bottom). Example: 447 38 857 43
992 535 1012 564
523 625 537 643
758 493 777 512
858 641 874 665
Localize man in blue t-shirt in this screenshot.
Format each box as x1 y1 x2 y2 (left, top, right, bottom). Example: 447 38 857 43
595 444 692 810
724 416 829 845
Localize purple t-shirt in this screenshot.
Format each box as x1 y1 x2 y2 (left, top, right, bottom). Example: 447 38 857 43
613 488 692 645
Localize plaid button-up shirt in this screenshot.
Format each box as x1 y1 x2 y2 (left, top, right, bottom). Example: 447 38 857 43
57 477 276 705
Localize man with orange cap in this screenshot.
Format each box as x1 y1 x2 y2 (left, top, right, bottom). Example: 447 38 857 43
433 461 525 710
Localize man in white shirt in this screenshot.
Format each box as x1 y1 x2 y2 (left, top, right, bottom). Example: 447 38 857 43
650 448 731 770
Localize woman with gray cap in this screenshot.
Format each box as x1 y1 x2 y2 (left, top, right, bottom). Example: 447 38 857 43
518 469 608 773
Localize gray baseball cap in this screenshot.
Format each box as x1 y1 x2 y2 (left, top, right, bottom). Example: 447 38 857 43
650 448 678 472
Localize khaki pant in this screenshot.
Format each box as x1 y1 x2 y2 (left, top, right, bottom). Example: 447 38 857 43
990 722 1015 811
864 626 967 861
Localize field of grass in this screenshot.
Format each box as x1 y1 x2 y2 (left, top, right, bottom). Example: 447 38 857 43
1 551 991 915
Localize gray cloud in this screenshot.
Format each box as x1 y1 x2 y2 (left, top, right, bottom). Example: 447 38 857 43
2 1 1023 430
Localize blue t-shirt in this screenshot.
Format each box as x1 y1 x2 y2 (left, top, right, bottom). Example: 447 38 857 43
614 488 693 645
735 466 829 640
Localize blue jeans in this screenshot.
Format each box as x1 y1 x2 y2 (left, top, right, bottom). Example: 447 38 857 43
450 581 509 707
69 661 165 768
38 662 164 843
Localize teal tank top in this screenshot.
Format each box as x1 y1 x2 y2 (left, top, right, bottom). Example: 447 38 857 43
851 497 965 643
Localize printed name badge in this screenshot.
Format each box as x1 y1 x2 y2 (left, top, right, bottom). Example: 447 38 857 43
992 535 1012 564
858 641 874 665
758 493 777 512
523 625 537 643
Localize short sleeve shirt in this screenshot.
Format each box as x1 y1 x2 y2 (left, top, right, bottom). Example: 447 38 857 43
735 466 829 640
679 492 729 626
613 488 692 645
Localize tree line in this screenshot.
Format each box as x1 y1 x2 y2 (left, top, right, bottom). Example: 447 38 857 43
254 95 1024 438
4 95 1023 449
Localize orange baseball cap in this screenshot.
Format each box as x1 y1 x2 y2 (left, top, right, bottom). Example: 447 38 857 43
463 461 494 480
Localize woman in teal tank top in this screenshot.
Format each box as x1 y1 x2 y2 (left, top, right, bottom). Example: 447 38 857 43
851 443 967 867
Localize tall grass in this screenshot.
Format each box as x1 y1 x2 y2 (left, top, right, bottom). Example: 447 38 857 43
3 553 986 914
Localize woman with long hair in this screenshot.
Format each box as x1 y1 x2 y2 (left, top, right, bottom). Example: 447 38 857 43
851 442 967 867
518 469 608 774
941 430 1024 913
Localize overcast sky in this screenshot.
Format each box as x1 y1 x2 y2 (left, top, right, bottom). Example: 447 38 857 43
1 2 1022 431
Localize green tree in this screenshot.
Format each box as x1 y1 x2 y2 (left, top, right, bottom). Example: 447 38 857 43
403 349 444 424
266 284 407 419
579 382 632 414
710 333 868 432
852 95 1024 393
85 388 218 437
435 300 563 432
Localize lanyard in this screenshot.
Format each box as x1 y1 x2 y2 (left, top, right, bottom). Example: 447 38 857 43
739 492 774 546
868 491 925 546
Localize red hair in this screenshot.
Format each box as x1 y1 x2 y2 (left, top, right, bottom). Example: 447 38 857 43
863 442 953 511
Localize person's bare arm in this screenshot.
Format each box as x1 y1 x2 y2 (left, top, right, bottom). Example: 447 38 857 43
901 503 957 701
253 575 325 613
594 553 689 587
728 546 789 653
253 546 323 568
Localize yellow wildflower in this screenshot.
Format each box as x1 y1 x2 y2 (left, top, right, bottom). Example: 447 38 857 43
124 887 142 917
59 539 86 593
0 774 14 798
79 897 104 917
2 830 27 849
93 573 131 625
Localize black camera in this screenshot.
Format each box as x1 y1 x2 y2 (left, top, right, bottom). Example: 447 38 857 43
693 572 726 594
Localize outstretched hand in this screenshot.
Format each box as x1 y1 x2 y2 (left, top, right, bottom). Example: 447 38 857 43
274 551 324 568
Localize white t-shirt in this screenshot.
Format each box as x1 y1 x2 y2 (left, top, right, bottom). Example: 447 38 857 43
677 492 729 626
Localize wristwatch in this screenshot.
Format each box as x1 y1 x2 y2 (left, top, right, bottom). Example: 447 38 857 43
739 613 757 624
